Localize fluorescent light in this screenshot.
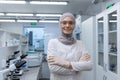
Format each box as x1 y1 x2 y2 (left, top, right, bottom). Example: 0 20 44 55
6 13 33 16
0 20 15 22
17 20 37 23
0 1 26 4
98 20 103 23
98 20 117 23
0 13 4 16
30 1 68 5
36 14 62 17
109 20 117 22
112 14 117 16
39 20 59 23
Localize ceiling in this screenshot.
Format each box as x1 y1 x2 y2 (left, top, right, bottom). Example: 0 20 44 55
0 0 94 21
0 0 93 15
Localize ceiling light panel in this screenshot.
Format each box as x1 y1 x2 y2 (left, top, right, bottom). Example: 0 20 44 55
0 1 26 4
36 14 62 17
0 20 15 22
30 1 68 5
39 20 59 23
6 13 33 16
17 20 37 23
0 13 4 16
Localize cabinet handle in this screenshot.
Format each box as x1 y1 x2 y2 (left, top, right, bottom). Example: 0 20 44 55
103 63 105 71
103 75 105 80
105 63 107 72
103 75 107 80
104 63 107 72
105 76 107 80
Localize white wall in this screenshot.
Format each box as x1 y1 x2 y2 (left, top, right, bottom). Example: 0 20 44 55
81 17 96 80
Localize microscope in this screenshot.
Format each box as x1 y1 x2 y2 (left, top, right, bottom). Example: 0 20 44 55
0 60 26 80
6 51 20 67
13 54 28 76
6 51 27 67
6 51 28 77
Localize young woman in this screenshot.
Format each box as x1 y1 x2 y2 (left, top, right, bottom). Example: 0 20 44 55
47 12 93 80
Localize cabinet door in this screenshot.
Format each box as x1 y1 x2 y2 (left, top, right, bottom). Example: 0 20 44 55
105 4 119 80
107 10 117 73
96 2 120 80
96 14 105 80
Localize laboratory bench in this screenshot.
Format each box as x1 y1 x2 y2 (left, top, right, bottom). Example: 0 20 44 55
20 66 40 80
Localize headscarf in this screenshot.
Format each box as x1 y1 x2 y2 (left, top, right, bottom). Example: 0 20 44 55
58 12 76 45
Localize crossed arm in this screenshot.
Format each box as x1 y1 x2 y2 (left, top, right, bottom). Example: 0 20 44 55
47 40 93 74
47 53 92 74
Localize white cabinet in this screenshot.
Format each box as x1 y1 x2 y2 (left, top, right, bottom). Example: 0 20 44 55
0 29 6 47
20 35 28 54
0 29 21 48
81 16 96 80
6 31 20 47
0 29 28 69
96 2 120 80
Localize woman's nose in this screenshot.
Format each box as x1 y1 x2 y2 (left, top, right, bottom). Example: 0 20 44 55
65 23 71 27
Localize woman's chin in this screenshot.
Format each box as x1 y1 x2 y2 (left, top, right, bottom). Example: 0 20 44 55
63 31 72 35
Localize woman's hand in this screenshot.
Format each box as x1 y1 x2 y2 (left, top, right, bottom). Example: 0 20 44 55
79 53 90 61
47 55 71 68
47 55 61 65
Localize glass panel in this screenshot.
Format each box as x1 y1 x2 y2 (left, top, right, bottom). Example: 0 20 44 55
24 27 45 52
97 17 104 67
108 11 117 73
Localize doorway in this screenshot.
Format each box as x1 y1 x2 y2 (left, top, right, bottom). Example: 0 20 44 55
23 26 45 52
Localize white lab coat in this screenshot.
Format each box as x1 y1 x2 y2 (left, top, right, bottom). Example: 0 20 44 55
47 38 92 80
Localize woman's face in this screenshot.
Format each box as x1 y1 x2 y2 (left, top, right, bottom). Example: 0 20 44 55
60 17 75 35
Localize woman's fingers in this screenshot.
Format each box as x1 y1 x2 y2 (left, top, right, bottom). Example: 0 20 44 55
80 53 90 61
47 56 57 64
